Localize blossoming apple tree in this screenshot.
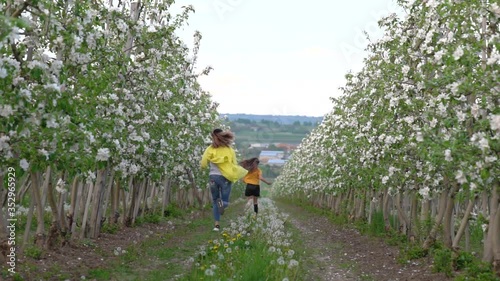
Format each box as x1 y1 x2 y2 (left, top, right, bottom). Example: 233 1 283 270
273 0 499 269
0 0 222 254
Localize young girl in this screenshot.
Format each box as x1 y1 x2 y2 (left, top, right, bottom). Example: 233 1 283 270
200 129 248 231
240 157 272 215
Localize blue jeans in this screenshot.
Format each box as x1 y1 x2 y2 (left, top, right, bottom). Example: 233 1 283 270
209 175 232 222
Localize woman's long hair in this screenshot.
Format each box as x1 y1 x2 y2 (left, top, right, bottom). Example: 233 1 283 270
211 128 234 148
240 157 260 172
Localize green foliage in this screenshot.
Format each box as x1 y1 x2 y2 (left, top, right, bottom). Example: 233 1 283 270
454 251 475 271
134 211 163 226
398 245 428 264
100 223 120 234
24 246 43 260
454 260 500 281
432 247 454 277
88 268 111 280
163 204 183 218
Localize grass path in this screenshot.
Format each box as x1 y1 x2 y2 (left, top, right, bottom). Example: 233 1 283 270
17 197 450 281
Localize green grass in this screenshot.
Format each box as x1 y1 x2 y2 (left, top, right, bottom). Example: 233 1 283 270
177 203 302 281
88 212 217 281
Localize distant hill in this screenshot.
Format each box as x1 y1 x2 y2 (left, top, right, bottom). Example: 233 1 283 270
221 113 323 125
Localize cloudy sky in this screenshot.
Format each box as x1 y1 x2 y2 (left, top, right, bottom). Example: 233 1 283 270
172 0 403 117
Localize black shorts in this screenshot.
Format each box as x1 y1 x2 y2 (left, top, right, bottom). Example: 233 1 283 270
245 184 260 197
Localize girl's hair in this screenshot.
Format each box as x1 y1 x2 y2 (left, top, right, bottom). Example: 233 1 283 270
240 157 260 172
211 128 234 148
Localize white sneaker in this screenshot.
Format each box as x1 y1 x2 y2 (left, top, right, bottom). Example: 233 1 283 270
213 225 220 231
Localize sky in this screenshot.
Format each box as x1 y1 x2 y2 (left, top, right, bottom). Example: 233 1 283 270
171 0 403 117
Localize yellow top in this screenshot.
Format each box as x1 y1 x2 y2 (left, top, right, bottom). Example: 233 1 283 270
243 168 262 185
200 146 248 183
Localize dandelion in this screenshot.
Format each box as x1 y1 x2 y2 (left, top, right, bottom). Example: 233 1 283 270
288 259 299 268
204 269 214 276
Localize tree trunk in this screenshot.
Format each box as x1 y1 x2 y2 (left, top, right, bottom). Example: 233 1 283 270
71 181 84 238
423 185 449 250
483 184 499 263
21 193 35 253
80 181 95 239
89 169 107 238
395 192 410 235
31 169 48 247
111 180 120 224
452 193 477 250
68 177 79 235
161 178 171 216
409 192 418 242
420 198 430 222
383 187 392 231
101 170 115 227
45 170 63 250
443 183 458 248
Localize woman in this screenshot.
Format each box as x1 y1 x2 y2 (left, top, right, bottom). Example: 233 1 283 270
200 128 247 231
240 157 272 215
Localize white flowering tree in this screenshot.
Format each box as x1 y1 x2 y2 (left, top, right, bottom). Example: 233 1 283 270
273 0 499 271
0 0 223 256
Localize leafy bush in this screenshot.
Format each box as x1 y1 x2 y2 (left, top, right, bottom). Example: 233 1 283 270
432 247 454 277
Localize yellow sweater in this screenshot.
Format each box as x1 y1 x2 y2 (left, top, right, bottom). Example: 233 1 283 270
243 168 261 185
200 146 248 183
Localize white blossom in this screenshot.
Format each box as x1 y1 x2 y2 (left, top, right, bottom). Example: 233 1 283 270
455 170 467 184
0 67 7 78
20 159 29 171
416 132 423 142
453 46 464 60
489 115 500 131
96 148 111 161
0 105 14 117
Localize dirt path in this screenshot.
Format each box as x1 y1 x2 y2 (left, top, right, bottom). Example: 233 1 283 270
276 200 451 281
15 199 452 281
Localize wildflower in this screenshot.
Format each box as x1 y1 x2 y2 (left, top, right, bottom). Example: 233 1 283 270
204 269 214 276
288 259 299 268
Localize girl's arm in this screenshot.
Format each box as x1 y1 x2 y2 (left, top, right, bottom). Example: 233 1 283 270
259 175 272 185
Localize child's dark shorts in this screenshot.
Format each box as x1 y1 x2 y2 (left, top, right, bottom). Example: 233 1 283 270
245 184 260 197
